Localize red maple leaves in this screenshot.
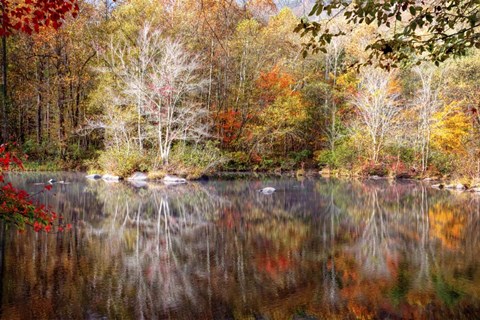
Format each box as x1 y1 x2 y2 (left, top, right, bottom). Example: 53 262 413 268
0 143 70 233
0 0 79 36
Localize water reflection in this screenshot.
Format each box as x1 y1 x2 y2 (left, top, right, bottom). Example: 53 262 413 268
1 174 480 319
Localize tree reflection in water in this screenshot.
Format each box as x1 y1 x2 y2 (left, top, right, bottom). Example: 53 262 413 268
79 179 227 319
1 173 480 319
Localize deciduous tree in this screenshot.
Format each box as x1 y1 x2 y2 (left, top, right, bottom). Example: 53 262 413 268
352 67 400 163
98 23 209 165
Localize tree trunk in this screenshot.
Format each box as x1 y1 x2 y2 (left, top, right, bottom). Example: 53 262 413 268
36 58 44 144
207 39 213 111
1 34 7 142
18 107 24 143
56 40 67 159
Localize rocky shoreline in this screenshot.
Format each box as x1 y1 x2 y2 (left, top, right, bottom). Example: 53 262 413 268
85 169 480 193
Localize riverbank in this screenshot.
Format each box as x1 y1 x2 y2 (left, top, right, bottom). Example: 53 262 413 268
19 158 480 191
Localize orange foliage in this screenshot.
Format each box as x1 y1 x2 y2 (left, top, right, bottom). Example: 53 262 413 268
257 65 296 107
214 107 243 145
387 76 401 95
250 151 262 163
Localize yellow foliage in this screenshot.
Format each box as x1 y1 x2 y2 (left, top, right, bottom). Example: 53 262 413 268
428 203 465 250
336 70 358 91
431 102 471 154
260 93 306 129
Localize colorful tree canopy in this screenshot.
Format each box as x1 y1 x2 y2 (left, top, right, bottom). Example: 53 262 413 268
0 0 78 35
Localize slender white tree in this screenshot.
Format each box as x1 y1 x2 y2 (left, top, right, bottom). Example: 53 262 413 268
323 20 347 152
323 20 348 151
352 67 400 163
412 65 442 172
144 34 209 165
99 23 209 165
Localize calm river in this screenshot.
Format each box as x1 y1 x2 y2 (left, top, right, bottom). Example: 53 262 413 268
1 173 480 319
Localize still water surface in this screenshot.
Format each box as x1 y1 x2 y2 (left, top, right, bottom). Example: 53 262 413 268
1 173 480 319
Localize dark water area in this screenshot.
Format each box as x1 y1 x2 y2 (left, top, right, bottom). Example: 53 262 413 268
1 173 480 319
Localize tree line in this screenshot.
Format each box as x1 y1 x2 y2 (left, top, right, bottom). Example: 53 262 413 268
2 0 479 180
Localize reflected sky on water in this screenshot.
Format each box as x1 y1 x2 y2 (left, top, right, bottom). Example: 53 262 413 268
1 173 480 319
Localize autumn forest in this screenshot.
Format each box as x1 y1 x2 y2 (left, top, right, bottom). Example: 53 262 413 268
2 1 480 319
1 0 480 182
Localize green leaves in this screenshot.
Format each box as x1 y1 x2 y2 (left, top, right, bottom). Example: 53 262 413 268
297 0 480 69
309 3 324 16
409 6 416 16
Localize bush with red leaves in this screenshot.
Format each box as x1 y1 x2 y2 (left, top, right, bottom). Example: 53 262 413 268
0 143 70 232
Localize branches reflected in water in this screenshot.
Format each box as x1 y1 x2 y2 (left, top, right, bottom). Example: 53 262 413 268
2 174 480 319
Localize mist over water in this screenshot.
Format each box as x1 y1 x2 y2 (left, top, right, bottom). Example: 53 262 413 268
1 173 480 319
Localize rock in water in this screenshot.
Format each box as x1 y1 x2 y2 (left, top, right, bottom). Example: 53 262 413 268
128 180 148 188
445 183 466 190
163 175 187 185
102 174 122 181
258 187 275 194
48 179 56 184
128 172 148 181
86 174 102 180
431 184 444 189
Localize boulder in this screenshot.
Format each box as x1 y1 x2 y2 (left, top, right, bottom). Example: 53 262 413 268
469 187 480 193
86 174 102 180
163 175 187 185
102 174 122 181
455 183 466 190
431 184 444 189
445 183 466 190
128 172 148 181
258 187 275 194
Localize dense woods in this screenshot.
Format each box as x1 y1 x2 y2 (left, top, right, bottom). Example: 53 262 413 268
2 0 480 181
2 2 480 316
